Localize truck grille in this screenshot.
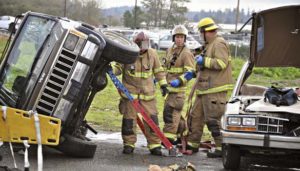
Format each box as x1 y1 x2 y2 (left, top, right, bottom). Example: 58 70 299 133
36 49 77 115
257 116 286 134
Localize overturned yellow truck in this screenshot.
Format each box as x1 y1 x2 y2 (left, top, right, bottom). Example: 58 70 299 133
0 12 139 158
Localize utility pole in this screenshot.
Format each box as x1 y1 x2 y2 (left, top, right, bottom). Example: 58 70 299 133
134 0 137 29
234 0 240 58
64 0 67 17
235 0 240 32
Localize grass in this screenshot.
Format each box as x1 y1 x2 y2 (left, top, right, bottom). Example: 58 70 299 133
86 53 300 141
0 36 8 59
1 36 300 141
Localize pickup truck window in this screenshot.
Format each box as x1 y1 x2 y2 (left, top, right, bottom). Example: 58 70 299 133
0 16 55 97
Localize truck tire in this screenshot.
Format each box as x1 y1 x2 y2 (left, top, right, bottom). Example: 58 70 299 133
57 134 97 158
101 30 139 64
222 144 241 170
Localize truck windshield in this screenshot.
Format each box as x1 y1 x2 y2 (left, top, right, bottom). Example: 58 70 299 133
0 15 56 97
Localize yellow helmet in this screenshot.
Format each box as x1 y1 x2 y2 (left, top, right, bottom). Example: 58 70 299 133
198 17 218 32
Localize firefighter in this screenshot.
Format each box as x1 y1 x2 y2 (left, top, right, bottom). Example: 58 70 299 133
162 25 195 145
186 17 233 158
112 31 168 156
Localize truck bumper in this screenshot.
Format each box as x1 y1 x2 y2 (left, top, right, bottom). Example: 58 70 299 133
222 130 300 149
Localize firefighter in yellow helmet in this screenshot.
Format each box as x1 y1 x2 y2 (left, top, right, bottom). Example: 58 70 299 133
186 17 233 157
112 31 168 155
161 25 195 145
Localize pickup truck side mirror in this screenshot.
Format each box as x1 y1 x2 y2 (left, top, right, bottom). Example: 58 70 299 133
8 23 16 34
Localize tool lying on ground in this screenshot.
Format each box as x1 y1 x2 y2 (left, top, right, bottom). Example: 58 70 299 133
148 162 196 171
200 141 215 149
0 106 61 171
107 67 180 157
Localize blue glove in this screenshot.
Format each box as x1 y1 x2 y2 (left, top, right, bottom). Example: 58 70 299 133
184 71 196 81
170 79 181 87
195 55 204 65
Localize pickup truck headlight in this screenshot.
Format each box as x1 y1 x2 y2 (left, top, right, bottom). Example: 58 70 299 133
242 117 256 126
228 117 241 125
64 33 79 51
81 41 98 61
226 116 257 132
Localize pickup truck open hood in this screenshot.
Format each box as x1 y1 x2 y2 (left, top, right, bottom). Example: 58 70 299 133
250 5 300 68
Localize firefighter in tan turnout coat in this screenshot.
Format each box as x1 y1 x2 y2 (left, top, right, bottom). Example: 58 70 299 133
162 25 195 144
113 32 168 156
186 17 233 157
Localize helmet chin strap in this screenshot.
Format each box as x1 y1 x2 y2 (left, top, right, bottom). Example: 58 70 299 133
202 30 207 43
139 49 147 55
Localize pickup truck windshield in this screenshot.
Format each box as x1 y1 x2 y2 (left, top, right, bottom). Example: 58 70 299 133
0 15 56 97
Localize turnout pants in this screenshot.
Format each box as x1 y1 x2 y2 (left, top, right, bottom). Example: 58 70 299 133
162 92 186 141
119 98 161 149
187 91 227 148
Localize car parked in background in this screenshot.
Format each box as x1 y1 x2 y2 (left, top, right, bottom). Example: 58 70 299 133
0 16 15 30
157 34 201 50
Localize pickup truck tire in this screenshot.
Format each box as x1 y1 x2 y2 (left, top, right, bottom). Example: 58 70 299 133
57 134 97 158
101 30 139 64
222 144 241 170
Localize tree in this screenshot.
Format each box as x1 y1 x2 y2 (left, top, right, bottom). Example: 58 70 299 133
106 15 121 26
123 10 133 28
0 0 103 26
164 0 190 27
142 0 190 28
141 0 159 27
122 6 144 28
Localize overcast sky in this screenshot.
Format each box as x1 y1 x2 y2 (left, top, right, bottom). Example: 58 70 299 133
101 0 299 12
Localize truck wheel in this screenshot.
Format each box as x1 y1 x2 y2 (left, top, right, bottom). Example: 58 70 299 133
57 134 97 158
101 30 139 64
222 144 241 170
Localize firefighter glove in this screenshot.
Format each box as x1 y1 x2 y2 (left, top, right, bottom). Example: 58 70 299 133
195 55 204 65
184 71 196 81
160 84 169 97
170 79 181 87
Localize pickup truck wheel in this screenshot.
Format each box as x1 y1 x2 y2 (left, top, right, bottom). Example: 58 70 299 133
57 134 97 158
101 30 139 64
222 144 241 170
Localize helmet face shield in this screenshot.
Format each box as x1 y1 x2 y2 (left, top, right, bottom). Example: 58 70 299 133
141 40 150 50
133 31 150 54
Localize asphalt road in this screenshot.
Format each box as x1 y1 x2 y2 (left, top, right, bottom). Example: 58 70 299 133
1 131 300 171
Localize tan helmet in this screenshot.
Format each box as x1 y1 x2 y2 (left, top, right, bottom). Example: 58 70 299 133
198 17 218 32
171 25 188 42
133 31 150 54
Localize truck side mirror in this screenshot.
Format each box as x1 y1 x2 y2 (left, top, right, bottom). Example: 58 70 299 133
8 23 16 34
12 76 26 95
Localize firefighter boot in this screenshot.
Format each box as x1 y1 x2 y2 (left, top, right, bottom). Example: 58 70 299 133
207 148 222 158
150 147 162 156
123 145 134 154
186 145 199 153
207 136 222 157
